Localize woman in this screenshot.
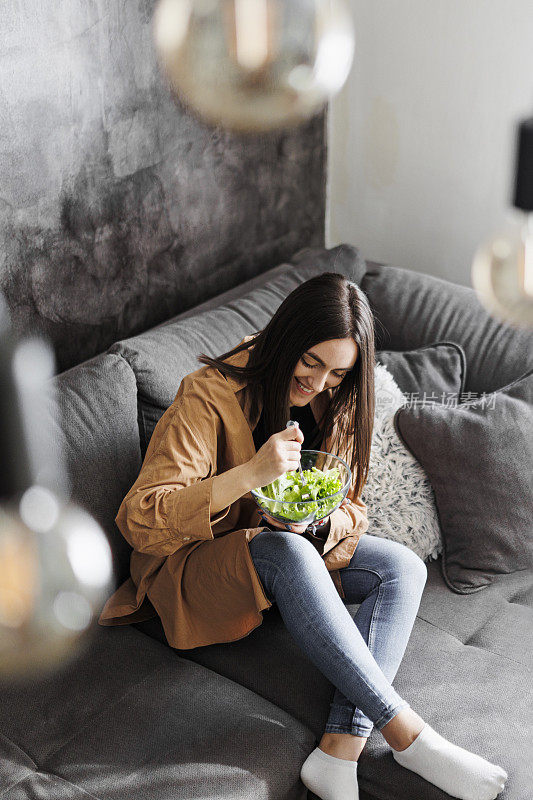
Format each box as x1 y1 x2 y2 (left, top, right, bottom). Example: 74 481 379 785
99 273 507 800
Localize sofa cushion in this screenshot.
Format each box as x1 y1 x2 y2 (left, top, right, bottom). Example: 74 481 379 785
37 354 142 586
394 369 533 593
135 607 335 745
135 555 533 800
361 259 533 395
358 558 533 800
0 626 314 800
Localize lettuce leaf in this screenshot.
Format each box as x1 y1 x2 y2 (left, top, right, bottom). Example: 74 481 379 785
258 466 344 522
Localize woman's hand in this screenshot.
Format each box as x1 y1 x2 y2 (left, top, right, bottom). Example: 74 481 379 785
249 425 335 536
248 424 305 489
260 511 308 535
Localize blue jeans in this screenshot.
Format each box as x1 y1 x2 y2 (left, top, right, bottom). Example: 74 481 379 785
248 530 427 737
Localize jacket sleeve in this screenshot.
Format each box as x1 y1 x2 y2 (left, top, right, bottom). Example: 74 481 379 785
115 387 231 557
321 486 369 572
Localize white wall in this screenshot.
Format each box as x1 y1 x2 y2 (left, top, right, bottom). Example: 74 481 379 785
327 1 533 286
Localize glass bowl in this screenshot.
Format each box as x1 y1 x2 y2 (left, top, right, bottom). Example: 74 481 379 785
251 450 352 526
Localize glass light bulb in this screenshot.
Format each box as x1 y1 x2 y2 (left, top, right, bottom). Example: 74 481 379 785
153 0 355 132
0 322 113 681
472 211 533 329
0 491 112 679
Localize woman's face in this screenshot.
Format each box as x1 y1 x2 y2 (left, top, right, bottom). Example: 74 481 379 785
289 337 359 406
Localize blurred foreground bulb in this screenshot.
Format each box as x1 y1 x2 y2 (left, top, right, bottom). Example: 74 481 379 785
153 0 355 131
472 117 533 329
0 299 113 680
472 212 533 328
0 492 112 677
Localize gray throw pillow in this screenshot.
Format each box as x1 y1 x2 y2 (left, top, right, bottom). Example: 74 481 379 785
375 341 466 400
394 370 533 593
138 341 466 461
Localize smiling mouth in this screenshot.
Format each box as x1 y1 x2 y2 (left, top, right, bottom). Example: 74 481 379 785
295 377 313 394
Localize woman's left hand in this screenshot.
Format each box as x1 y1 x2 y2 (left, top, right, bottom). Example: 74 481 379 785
260 511 308 534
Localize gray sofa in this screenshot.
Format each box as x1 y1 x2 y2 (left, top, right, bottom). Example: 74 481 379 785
1 245 532 800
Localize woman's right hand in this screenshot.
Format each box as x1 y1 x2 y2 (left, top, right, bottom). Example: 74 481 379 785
248 424 304 489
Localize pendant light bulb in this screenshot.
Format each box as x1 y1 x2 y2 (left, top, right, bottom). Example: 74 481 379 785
472 116 533 330
471 211 533 329
0 318 113 681
0 495 113 678
153 0 355 132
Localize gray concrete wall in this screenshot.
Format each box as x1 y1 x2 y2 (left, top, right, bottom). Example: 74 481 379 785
0 1 326 373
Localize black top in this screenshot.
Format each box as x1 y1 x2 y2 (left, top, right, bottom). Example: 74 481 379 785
252 399 322 452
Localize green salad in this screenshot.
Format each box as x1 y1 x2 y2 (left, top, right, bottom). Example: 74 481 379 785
258 466 344 522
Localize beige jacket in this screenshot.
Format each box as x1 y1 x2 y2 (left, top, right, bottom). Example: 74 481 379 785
98 338 369 649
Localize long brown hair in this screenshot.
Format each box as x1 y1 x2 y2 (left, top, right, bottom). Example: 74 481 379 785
198 272 376 501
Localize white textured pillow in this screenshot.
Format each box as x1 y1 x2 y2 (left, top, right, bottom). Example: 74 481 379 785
361 363 442 562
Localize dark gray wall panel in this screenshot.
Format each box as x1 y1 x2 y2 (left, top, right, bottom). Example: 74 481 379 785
0 1 326 373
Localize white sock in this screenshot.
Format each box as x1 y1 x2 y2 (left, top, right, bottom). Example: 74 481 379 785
391 723 508 800
300 746 359 800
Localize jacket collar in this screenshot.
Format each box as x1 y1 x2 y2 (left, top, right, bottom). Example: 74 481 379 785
222 336 255 394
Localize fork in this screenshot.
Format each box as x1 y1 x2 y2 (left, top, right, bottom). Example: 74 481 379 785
286 420 307 485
